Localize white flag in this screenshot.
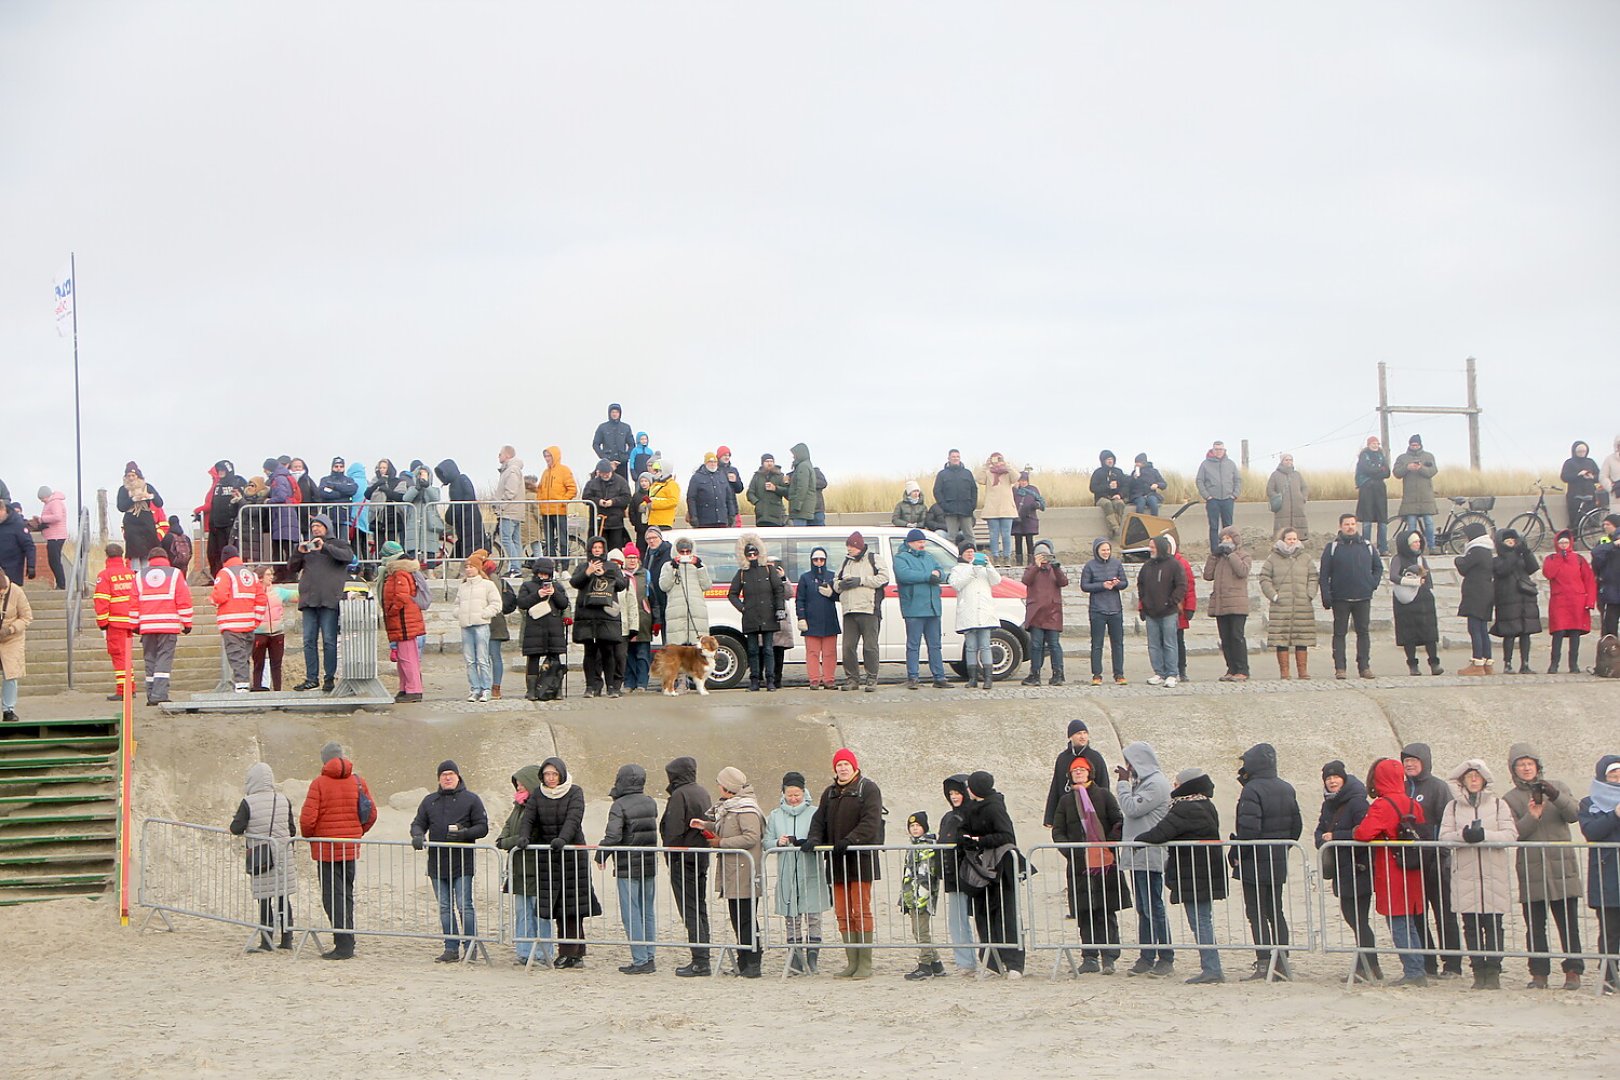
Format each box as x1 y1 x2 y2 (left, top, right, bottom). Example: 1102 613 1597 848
54 263 74 337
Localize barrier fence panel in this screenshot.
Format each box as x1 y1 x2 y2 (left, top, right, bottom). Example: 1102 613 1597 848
1316 839 1618 997
138 819 301 950
758 844 1027 979
503 845 757 974
1023 841 1315 982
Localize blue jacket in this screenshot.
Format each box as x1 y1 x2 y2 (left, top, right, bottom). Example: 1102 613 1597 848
1593 538 1620 604
892 545 944 619
686 466 737 528
1580 754 1620 909
1319 532 1383 606
1079 540 1128 616
0 511 35 584
796 563 841 637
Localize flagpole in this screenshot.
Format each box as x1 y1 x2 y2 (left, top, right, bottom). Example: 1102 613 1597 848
71 252 82 517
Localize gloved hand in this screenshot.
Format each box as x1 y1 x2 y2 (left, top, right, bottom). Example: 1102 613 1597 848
1541 786 1559 804
797 619 808 633
182 626 191 635
412 835 425 851
1462 821 1485 844
549 836 568 851
832 840 851 856
797 838 816 852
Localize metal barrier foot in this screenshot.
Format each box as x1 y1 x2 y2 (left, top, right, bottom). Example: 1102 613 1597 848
138 908 174 933
460 942 492 966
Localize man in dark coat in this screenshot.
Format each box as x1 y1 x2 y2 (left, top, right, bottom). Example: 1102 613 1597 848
686 455 737 528
1042 719 1110 829
1402 742 1464 977
410 760 490 962
592 403 634 478
1354 437 1391 555
1139 767 1228 984
1233 744 1303 980
286 514 353 692
1319 512 1383 679
933 449 979 548
660 756 714 976
581 460 632 553
434 459 480 559
0 502 35 586
200 459 246 578
807 747 885 978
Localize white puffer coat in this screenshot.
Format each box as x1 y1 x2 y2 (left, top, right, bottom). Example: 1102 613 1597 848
948 560 1001 632
455 574 503 629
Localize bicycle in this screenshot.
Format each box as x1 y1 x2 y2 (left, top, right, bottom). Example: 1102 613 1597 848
1393 496 1496 555
1573 495 1610 552
1502 481 1562 552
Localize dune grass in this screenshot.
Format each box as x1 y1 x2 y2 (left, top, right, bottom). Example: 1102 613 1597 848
822 467 1551 515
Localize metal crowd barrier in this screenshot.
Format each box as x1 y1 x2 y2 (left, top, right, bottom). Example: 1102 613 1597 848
758 844 1027 978
1023 841 1316 982
139 819 299 949
1316 839 1618 997
504 844 757 973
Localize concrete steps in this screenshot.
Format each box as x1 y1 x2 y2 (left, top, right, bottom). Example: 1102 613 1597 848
0 717 120 905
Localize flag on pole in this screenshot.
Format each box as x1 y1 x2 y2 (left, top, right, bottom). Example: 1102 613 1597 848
54 262 75 337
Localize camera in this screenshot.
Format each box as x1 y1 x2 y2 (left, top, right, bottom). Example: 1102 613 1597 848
1529 780 1550 804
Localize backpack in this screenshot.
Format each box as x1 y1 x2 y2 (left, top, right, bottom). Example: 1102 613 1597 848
168 530 192 567
1392 805 1429 870
356 777 376 832
412 570 432 611
1596 635 1620 679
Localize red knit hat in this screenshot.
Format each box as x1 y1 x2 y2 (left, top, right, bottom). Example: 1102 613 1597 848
832 748 859 772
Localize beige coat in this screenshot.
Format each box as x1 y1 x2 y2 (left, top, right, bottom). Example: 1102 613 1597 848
1259 543 1319 647
1266 467 1309 539
980 461 1018 518
0 583 32 679
1201 540 1252 617
1438 760 1516 915
711 790 764 899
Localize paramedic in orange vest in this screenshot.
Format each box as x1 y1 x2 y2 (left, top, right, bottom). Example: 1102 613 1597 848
136 546 193 705
211 544 267 693
92 542 139 701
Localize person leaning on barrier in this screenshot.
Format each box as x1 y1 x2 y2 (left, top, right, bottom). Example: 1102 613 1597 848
496 765 548 967
1232 743 1302 982
662 756 715 977
597 763 660 975
1115 741 1173 976
1042 720 1109 831
767 772 829 976
959 770 1026 979
1400 742 1464 978
1502 743 1585 990
411 760 489 964
1051 756 1128 976
1438 760 1515 991
1353 757 1430 987
1314 761 1379 983
299 741 378 961
697 767 765 978
1138 767 1228 985
516 757 598 969
805 747 884 979
1578 755 1620 996
937 775 978 977
229 762 296 952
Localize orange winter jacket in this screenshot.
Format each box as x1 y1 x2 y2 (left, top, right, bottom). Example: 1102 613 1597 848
93 558 139 630
536 446 578 517
381 560 426 642
300 757 378 861
210 557 268 633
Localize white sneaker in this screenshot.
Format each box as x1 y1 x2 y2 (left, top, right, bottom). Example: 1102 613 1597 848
479 689 492 702
1146 675 1164 686
466 691 479 702
1164 676 1178 688
1006 969 1024 980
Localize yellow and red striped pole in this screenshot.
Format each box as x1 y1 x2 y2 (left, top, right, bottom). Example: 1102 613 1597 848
119 676 134 924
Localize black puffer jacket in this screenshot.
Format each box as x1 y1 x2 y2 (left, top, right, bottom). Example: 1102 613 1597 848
659 757 714 852
938 775 970 894
516 758 599 921
1489 532 1542 638
409 762 490 880
598 764 659 879
569 543 626 644
728 559 784 634
516 563 570 655
1233 743 1302 886
933 463 978 517
1138 773 1229 905
808 774 885 883
1313 774 1372 899
1454 539 1495 620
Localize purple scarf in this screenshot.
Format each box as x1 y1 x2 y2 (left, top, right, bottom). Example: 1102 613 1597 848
1074 784 1108 874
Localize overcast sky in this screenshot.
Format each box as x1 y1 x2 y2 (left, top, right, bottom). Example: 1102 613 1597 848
4 2 1618 517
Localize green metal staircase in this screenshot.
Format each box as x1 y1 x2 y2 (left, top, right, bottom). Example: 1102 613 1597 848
0 717 121 904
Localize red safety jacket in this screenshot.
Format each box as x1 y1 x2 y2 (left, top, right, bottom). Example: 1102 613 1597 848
136 555 194 634
93 558 139 631
210 557 267 633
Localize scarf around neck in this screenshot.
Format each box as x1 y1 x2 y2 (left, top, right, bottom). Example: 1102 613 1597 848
1590 778 1620 815
1073 784 1108 871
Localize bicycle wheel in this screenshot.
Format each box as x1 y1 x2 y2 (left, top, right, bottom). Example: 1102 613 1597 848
1576 506 1608 551
1504 513 1546 552
1443 512 1494 555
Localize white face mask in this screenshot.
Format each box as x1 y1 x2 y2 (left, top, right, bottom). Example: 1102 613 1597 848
291 469 305 479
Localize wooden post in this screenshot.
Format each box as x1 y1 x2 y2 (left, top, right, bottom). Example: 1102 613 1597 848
1240 439 1250 470
1377 362 1391 454
96 487 108 544
1465 356 1481 470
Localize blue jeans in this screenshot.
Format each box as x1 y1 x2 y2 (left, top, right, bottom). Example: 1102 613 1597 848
1183 899 1222 977
1145 614 1178 678
498 518 523 572
625 641 652 690
1131 869 1173 962
962 626 993 674
1467 616 1493 659
1028 627 1064 679
432 874 477 955
904 615 945 680
617 876 658 965
462 625 492 692
812 511 826 526
1388 914 1427 979
513 894 555 964
987 518 1013 560
1205 498 1235 552
947 891 978 971
490 638 504 688
1 677 17 710
790 517 815 527
1132 494 1163 516
301 606 339 683
1089 610 1124 678
1404 514 1434 553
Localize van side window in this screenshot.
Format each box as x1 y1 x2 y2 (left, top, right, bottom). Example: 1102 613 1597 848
694 541 738 586
887 537 956 578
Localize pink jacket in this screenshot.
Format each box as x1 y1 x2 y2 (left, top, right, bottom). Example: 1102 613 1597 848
37 490 69 541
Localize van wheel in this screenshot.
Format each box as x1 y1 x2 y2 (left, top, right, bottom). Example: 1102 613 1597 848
949 627 1025 680
708 633 747 690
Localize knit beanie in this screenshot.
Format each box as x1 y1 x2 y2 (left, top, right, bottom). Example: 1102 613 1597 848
846 531 866 553
1322 760 1348 782
1176 767 1208 788
781 771 807 791
905 528 925 543
832 748 859 773
1463 522 1488 540
320 741 344 764
717 445 732 458
1067 719 1088 737
221 545 240 560
717 766 748 793
378 540 403 560
623 542 640 558
437 760 460 779
967 771 996 798
907 811 930 833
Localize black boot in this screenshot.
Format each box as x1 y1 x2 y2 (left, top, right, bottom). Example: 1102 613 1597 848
966 666 979 689
807 937 822 974
279 932 294 950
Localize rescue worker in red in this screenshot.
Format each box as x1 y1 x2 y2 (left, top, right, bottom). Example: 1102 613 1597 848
92 542 139 702
136 546 193 705
211 544 267 693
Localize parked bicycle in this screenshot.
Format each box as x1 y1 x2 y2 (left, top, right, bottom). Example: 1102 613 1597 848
1502 481 1562 552
1573 496 1610 552
1392 495 1496 555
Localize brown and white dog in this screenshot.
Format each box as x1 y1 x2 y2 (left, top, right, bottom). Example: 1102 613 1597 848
652 635 719 696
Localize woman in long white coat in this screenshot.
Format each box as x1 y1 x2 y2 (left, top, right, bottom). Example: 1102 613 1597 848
948 540 1001 689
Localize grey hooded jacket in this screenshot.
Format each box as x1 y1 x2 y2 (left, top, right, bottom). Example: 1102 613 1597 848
1116 741 1170 872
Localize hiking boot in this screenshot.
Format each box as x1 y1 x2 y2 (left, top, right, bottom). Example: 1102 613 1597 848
1020 674 1041 686
1100 960 1116 975
1563 973 1582 990
1527 975 1548 989
1334 669 1347 680
1429 658 1444 675
675 960 712 978
1126 957 1155 976
1392 974 1427 987
1150 959 1174 977
904 962 936 981
932 678 953 689
1049 675 1065 685
434 949 461 963
907 677 919 690
1518 662 1532 674
863 676 876 693
1185 971 1224 985
1241 964 1270 982
1359 668 1374 679
841 678 859 692
1076 957 1101 974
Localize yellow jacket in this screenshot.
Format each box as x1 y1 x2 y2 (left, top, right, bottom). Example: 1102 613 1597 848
536 446 578 517
648 477 681 528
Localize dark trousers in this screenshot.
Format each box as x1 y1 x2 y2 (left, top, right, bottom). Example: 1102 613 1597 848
1497 633 1532 668
1524 896 1584 977
1467 616 1493 660
207 525 234 579
743 631 770 685
1216 613 1250 676
1597 907 1620 989
257 895 293 937
1461 912 1505 973
1013 534 1037 563
1089 610 1124 678
610 641 627 691
1339 886 1376 951
582 641 615 692
252 634 285 691
1330 599 1371 673
668 854 711 962
1205 498 1234 552
1176 626 1188 679
1603 603 1620 639
842 613 880 681
602 524 630 554
45 538 66 588
727 897 759 952
1549 631 1584 671
318 859 357 953
972 874 1024 974
1079 906 1121 962
1241 880 1290 966
1418 857 1464 973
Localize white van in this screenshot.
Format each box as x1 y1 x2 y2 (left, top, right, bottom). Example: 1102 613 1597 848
661 526 1031 689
